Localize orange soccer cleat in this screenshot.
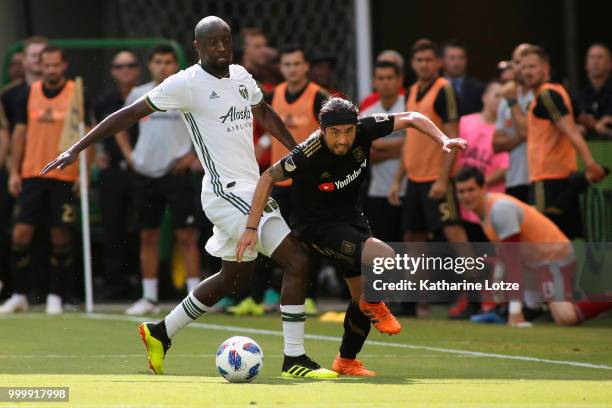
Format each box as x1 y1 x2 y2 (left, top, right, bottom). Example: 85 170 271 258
332 354 376 377
359 298 401 335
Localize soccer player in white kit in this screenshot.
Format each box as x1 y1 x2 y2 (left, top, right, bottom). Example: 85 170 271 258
41 16 337 379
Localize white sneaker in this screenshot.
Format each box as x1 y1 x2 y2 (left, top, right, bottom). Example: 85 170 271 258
0 294 29 314
46 294 63 315
125 298 159 315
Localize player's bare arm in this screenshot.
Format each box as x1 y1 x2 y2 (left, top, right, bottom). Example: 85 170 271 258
391 111 466 152
553 115 606 182
252 101 298 150
40 99 153 174
235 162 289 262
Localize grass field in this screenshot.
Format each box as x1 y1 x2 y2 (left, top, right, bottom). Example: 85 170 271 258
1 311 611 408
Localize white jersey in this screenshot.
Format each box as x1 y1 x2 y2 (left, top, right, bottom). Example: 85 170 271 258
144 63 263 212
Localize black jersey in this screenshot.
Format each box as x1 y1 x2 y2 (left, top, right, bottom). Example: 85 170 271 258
279 113 395 225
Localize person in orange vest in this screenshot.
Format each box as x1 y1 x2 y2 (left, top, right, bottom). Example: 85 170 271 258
1 46 89 315
455 166 612 326
520 45 607 238
389 39 470 318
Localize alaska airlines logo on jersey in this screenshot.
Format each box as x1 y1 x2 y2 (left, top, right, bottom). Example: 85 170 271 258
318 159 367 192
219 106 252 123
239 84 249 100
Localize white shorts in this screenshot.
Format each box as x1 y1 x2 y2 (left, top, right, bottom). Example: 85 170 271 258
202 189 290 262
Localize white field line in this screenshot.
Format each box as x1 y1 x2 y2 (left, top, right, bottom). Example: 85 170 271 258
83 313 612 371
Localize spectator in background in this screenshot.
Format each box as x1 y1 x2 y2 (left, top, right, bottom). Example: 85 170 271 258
492 43 533 203
1 46 87 315
457 80 509 239
240 27 269 84
364 61 406 242
0 102 9 296
389 39 468 318
115 45 201 315
442 40 485 115
389 39 465 245
575 43 612 138
92 51 141 299
1 37 48 133
360 50 405 111
309 54 341 96
0 37 47 302
521 45 606 238
7 52 25 85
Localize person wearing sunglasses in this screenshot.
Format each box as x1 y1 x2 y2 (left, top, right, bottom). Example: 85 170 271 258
91 50 141 300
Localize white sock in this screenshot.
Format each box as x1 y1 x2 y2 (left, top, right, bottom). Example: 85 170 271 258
524 290 541 309
186 278 200 294
165 291 210 338
280 304 306 356
142 278 158 303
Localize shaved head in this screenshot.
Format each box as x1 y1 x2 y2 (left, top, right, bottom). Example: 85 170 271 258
193 16 233 77
194 16 230 42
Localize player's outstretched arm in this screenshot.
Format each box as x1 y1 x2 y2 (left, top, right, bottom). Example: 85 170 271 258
392 111 467 153
236 162 289 262
252 101 298 150
40 99 153 174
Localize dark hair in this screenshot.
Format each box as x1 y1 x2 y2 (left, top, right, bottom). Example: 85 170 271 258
279 44 307 61
240 27 265 44
442 39 467 55
455 166 485 187
587 42 611 56
374 60 400 76
411 38 441 58
319 97 359 129
40 45 66 61
149 44 177 61
520 45 549 63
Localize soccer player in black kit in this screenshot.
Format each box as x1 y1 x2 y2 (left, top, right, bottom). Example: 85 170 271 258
237 97 466 376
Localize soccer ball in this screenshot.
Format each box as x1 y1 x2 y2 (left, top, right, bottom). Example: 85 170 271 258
215 336 264 383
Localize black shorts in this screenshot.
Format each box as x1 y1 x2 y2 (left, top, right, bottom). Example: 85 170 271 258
530 178 582 239
295 214 371 278
14 177 76 227
402 179 461 233
133 172 200 230
364 196 403 242
506 184 530 203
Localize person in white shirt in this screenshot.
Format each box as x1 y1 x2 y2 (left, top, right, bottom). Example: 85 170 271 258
41 16 336 379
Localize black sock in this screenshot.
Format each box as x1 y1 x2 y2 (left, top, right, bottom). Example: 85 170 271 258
151 320 171 345
339 301 371 359
10 245 31 295
50 245 73 295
